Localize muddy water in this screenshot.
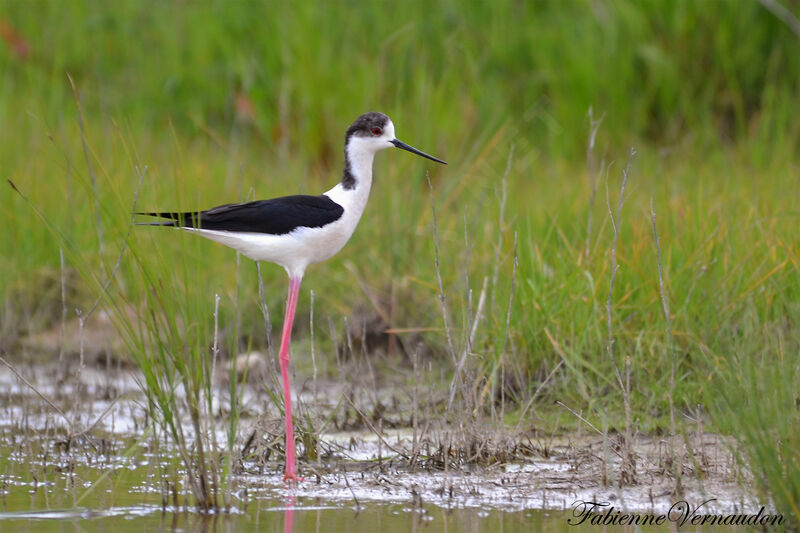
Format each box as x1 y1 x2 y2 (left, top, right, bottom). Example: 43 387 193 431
0 508 573 533
0 496 746 533
0 462 544 532
0 363 759 532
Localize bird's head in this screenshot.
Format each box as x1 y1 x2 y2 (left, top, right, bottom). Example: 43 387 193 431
346 112 447 165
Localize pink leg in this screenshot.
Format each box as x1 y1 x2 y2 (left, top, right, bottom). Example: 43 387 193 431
279 276 302 482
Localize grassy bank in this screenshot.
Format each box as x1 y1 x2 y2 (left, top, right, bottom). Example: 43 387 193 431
2 0 799 520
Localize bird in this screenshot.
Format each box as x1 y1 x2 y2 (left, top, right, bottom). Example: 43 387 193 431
137 112 446 482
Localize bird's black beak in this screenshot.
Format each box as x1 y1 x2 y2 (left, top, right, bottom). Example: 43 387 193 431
390 139 447 165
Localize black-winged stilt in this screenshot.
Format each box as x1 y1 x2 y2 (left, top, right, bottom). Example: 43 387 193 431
138 112 446 482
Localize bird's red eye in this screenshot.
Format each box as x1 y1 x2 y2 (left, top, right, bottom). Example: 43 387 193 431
371 127 382 136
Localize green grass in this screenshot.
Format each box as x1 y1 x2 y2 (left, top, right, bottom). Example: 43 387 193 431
1 0 799 520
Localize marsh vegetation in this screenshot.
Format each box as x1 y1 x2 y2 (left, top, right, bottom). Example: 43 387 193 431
1 1 799 529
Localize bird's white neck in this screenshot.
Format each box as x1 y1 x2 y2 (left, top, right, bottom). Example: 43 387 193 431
325 138 375 217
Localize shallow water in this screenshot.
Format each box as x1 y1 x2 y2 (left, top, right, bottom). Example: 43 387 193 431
0 500 558 533
0 363 767 532
0 500 748 533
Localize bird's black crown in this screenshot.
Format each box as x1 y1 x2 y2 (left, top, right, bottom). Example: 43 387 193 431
346 112 389 140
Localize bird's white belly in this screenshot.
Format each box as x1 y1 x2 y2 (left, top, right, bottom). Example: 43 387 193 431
184 217 356 277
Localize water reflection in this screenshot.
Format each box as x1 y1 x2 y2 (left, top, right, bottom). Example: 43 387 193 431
0 497 746 532
284 495 295 533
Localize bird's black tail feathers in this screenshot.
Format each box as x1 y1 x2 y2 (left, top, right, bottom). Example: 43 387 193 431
135 211 198 228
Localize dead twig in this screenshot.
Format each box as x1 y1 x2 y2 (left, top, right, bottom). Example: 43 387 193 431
585 108 605 257
499 232 519 421
343 395 410 461
491 145 514 311
650 198 674 434
0 354 125 446
605 149 635 394
341 465 361 510
605 147 637 485
427 173 458 371
67 73 105 276
555 400 602 436
448 276 488 410
759 0 800 38
256 262 276 371
0 355 71 427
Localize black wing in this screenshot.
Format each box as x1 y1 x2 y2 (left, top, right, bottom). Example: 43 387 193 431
137 194 344 235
